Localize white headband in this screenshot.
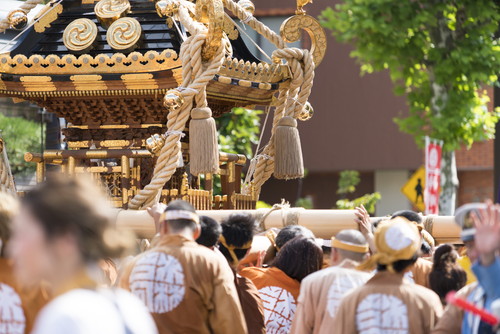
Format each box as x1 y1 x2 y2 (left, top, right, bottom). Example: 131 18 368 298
161 210 200 224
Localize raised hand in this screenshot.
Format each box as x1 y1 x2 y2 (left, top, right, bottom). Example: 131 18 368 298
471 200 500 266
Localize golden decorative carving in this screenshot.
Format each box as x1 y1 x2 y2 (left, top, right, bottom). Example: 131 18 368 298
121 73 158 90
163 89 185 111
0 50 179 75
95 0 131 27
70 74 107 90
223 16 239 40
107 17 142 51
196 0 224 61
219 56 288 83
297 101 313 121
296 0 313 15
20 76 56 91
34 2 63 33
63 18 98 52
8 10 28 30
280 15 327 67
156 0 179 17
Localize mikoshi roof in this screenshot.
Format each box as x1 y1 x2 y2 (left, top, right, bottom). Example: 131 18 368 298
0 0 288 113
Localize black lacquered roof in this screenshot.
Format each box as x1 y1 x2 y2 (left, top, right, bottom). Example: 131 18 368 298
10 0 260 63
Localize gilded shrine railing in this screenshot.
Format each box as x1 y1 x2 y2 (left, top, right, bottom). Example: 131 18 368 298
24 149 256 210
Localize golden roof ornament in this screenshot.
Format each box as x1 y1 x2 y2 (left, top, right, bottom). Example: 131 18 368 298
155 0 179 17
63 18 99 52
106 17 142 51
296 0 313 15
8 10 28 30
95 0 131 27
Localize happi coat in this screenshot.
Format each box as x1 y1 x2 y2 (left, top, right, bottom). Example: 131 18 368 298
289 260 372 334
120 234 247 334
0 258 50 334
235 273 266 334
240 266 299 334
332 270 443 333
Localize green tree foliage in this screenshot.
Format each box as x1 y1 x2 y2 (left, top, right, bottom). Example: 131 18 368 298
320 1 500 152
205 107 261 194
216 107 262 157
0 114 41 175
335 170 381 214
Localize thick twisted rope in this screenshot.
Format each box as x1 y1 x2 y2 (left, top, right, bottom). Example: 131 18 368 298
0 142 16 195
245 48 315 196
0 0 44 33
129 33 227 209
223 0 286 50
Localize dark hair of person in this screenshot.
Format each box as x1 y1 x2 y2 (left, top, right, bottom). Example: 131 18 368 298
21 175 133 263
376 254 419 273
219 213 257 261
273 236 323 282
421 239 432 256
164 199 198 232
429 244 467 304
275 225 314 250
391 210 422 224
196 216 222 248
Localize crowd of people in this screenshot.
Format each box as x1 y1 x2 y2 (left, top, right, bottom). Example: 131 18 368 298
0 176 499 333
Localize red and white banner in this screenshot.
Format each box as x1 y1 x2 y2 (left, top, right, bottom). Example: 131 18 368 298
424 137 443 215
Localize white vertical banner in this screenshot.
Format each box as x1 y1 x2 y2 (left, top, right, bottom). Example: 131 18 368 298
424 137 443 215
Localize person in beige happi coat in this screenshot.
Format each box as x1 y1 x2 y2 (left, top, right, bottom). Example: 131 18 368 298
120 200 247 334
290 229 372 334
333 218 443 333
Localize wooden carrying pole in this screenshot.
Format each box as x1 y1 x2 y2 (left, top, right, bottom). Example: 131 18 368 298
115 209 462 244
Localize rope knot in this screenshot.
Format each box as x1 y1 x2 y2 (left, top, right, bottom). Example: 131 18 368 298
277 116 297 128
191 107 212 120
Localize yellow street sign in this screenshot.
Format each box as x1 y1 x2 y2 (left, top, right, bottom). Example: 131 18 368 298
401 166 425 212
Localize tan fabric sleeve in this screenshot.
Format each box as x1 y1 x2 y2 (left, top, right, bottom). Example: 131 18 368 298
431 303 462 334
209 260 248 334
290 281 314 334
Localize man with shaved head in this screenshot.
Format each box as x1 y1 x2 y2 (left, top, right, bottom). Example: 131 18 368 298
290 229 372 334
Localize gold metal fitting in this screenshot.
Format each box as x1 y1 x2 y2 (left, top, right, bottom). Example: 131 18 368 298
163 89 185 111
155 0 179 17
238 0 255 14
145 134 166 155
8 10 28 30
298 101 314 121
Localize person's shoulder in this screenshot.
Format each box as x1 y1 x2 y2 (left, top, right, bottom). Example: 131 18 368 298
406 282 441 304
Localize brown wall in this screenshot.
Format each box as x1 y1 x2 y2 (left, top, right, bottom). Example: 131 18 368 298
252 0 422 173
260 171 375 209
457 170 494 205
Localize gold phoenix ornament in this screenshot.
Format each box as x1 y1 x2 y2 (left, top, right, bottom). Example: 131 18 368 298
63 18 98 52
106 17 142 51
